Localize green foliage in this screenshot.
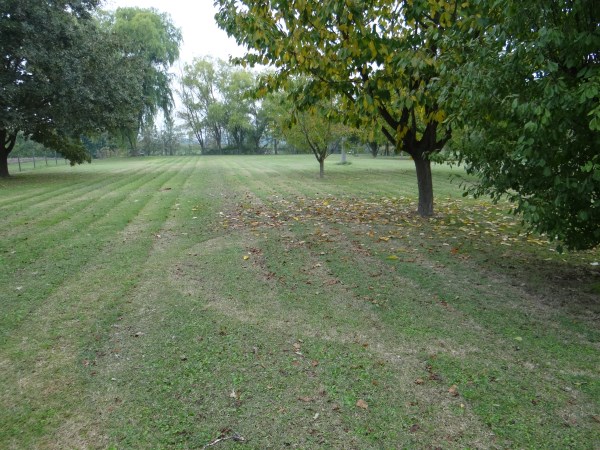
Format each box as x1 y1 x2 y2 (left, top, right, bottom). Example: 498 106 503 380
278 83 353 177
0 0 147 175
107 7 182 154
446 0 600 250
178 58 275 153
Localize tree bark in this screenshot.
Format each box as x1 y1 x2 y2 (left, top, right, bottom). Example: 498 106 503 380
0 147 9 178
413 153 434 217
369 141 378 157
319 159 324 178
0 130 17 178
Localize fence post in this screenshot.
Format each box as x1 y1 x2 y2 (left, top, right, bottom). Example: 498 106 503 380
33 148 36 168
18 155 22 172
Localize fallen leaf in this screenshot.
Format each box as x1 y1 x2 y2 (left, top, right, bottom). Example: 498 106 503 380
243 255 250 260
298 396 313 402
414 378 425 385
387 255 399 260
356 399 368 409
448 385 459 397
409 424 420 433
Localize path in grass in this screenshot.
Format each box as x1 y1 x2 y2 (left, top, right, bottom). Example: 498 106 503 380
0 156 598 449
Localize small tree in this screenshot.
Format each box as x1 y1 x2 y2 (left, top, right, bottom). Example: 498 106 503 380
283 94 349 178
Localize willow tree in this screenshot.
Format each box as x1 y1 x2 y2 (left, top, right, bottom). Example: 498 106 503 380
216 0 476 216
108 7 182 155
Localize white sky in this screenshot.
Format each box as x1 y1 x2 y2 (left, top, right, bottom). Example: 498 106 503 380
104 0 246 65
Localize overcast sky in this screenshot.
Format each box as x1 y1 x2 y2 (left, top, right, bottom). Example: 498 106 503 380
104 0 246 65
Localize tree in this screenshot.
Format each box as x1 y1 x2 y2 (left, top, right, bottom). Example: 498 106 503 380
179 58 271 154
178 57 227 152
445 0 599 250
221 68 254 152
215 0 474 216
247 78 271 152
259 89 291 155
0 0 144 177
281 85 349 178
107 7 182 155
160 116 180 156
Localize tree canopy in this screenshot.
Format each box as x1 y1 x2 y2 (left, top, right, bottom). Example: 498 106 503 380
0 0 145 177
106 7 182 155
446 0 599 250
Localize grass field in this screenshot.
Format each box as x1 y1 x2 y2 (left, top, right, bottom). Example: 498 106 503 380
1 155 599 449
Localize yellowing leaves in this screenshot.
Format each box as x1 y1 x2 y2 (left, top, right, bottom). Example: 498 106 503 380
368 41 377 59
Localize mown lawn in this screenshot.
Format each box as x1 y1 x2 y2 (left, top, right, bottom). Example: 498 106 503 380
1 155 598 449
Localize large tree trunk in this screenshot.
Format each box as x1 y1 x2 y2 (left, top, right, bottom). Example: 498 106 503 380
413 153 434 217
0 130 17 178
0 148 9 178
369 141 378 157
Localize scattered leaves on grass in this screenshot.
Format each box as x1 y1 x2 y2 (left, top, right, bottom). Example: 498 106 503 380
201 430 246 449
356 399 369 409
448 385 459 397
219 194 586 264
